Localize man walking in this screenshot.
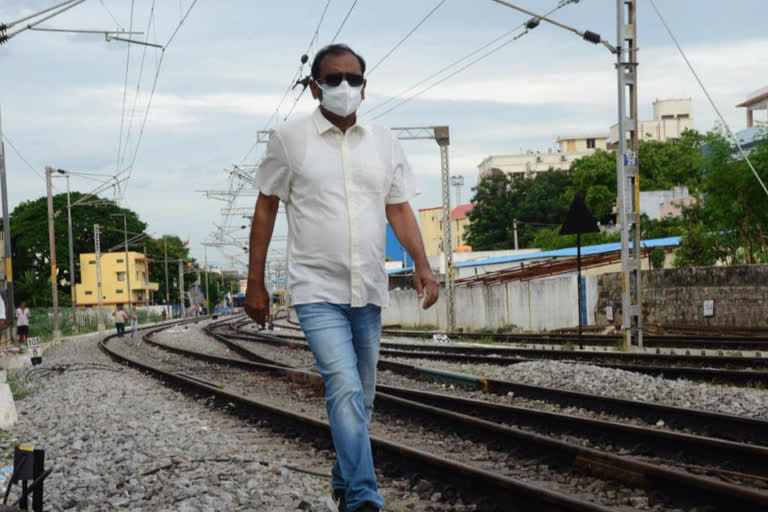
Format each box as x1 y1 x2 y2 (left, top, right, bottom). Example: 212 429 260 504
245 44 439 512
112 304 128 338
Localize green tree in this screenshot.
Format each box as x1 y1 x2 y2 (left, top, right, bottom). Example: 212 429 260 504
566 149 616 223
465 170 573 250
144 235 194 305
639 129 705 190
675 130 768 266
9 194 146 306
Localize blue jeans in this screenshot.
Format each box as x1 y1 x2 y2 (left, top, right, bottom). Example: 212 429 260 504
295 303 383 511
115 323 125 337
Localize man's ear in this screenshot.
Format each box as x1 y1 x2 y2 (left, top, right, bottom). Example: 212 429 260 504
309 79 322 101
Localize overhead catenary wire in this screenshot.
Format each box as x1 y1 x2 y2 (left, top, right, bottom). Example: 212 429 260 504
118 0 157 172
648 0 768 200
0 0 87 43
362 0 577 119
242 0 333 161
115 0 136 175
98 0 123 31
1 134 47 183
117 0 199 204
330 0 359 44
366 0 447 77
366 1 578 121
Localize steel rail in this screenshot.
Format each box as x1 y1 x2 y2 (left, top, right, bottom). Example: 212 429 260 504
218 324 768 445
135 322 768 509
100 324 614 511
230 325 768 386
147 327 768 479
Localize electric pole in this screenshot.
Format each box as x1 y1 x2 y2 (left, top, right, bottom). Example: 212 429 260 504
616 0 643 348
45 166 62 340
94 224 105 333
0 106 15 340
64 173 77 331
163 235 170 316
451 175 464 206
204 246 210 313
178 260 186 318
513 219 519 250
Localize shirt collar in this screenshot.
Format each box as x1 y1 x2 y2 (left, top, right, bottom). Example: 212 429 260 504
312 107 366 135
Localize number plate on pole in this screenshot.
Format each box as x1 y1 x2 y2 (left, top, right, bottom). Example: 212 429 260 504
27 337 42 366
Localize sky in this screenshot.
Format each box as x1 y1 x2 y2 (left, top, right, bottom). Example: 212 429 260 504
1 0 766 272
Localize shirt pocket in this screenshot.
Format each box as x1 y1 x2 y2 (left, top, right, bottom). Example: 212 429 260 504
354 164 386 197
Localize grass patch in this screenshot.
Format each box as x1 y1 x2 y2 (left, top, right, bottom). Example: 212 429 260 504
7 373 31 401
613 339 625 351
563 341 576 351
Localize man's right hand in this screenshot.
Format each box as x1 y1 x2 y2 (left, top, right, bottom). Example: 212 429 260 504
244 281 270 327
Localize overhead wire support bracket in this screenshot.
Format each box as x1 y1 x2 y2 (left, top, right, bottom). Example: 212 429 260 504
488 0 617 54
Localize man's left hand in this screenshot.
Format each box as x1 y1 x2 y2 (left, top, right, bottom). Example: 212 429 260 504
413 267 439 310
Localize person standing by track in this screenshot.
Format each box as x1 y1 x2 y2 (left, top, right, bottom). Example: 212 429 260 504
112 304 128 338
15 302 30 344
244 44 439 512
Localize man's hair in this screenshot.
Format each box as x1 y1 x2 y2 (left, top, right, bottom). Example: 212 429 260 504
311 44 366 80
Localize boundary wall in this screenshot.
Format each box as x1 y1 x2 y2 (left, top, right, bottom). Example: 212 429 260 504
384 274 598 331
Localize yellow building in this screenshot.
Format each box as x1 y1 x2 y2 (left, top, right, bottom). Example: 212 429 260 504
418 203 474 258
74 251 159 306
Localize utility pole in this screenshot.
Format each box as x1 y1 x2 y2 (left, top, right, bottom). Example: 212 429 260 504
94 224 105 333
178 260 186 318
0 106 15 340
616 0 643 348
204 246 210 313
163 235 170 316
45 167 61 340
451 175 464 206
64 173 77 332
513 219 519 250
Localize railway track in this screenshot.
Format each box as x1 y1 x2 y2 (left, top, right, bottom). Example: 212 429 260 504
123 316 768 510
279 315 768 352
239 321 768 387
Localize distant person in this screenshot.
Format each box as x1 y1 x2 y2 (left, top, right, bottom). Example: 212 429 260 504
112 304 128 337
162 308 168 321
245 44 439 512
15 302 30 343
129 309 139 339
0 294 6 349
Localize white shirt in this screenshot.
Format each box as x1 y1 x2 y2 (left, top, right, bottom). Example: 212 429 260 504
255 107 419 307
16 308 30 327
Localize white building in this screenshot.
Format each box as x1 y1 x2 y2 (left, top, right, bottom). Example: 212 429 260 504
639 186 694 220
478 135 609 178
737 86 768 128
609 98 693 145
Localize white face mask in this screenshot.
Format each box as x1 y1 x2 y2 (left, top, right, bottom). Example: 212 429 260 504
319 80 362 117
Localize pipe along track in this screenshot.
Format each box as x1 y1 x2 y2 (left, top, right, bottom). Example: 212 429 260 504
106 316 768 511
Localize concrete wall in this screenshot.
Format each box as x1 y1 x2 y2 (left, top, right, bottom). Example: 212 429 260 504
595 265 768 328
384 273 598 331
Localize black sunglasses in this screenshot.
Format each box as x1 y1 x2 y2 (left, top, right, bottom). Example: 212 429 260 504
321 73 364 87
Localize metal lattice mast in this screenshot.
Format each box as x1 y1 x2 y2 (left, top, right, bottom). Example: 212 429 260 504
616 0 643 348
390 126 455 333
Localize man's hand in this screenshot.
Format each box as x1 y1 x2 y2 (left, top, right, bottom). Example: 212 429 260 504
244 281 270 327
413 266 439 310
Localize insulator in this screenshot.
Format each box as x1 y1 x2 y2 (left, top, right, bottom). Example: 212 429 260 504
300 54 309 64
582 30 601 44
525 18 540 30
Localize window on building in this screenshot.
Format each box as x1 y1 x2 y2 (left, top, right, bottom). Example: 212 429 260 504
117 272 125 282
84 291 93 295
678 114 689 119
116 258 124 263
116 289 123 294
88 260 96 264
587 138 596 149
